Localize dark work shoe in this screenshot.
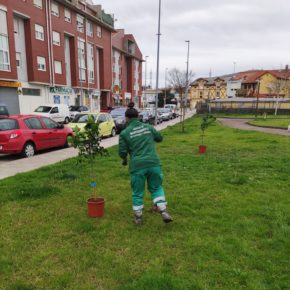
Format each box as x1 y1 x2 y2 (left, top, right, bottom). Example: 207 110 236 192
160 210 173 223
134 213 143 225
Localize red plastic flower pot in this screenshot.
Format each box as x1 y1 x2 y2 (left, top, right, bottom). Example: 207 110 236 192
199 145 207 154
87 197 105 218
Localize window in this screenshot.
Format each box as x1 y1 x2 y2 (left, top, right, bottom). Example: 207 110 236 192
51 107 59 113
98 114 107 123
51 1 59 17
13 18 19 34
33 0 42 9
35 24 44 41
64 95 70 105
25 118 43 129
16 52 21 68
86 20 93 37
54 60 62 74
96 26 102 38
87 43 94 83
76 14 84 32
78 38 86 81
52 31 60 46
42 117 58 129
53 96 60 104
64 8 71 22
37 56 46 71
0 9 10 71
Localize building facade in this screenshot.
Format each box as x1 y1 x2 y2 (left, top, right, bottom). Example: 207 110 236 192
190 77 229 103
0 0 142 115
191 67 290 104
112 29 142 108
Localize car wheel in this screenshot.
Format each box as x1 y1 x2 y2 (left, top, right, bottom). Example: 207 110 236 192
22 142 35 158
111 128 116 137
64 117 70 124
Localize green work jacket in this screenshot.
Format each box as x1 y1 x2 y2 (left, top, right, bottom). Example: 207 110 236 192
118 118 163 172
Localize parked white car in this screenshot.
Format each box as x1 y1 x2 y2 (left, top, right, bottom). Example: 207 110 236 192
33 104 70 124
69 105 89 120
164 104 179 117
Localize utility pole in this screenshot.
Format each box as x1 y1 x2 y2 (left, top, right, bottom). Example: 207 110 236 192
155 0 161 126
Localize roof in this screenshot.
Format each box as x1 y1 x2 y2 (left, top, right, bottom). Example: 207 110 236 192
231 69 290 83
191 74 235 86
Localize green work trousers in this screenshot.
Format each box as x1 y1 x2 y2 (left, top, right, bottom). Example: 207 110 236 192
130 166 167 212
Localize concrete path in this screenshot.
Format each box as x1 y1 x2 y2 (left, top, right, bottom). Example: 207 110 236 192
0 110 195 180
218 118 290 136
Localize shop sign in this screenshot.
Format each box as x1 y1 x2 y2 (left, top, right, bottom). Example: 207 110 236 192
0 81 21 88
50 86 72 94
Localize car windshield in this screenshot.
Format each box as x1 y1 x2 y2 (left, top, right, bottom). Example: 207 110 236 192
72 114 95 123
35 106 52 113
69 106 80 111
159 108 168 113
110 108 127 117
0 119 19 131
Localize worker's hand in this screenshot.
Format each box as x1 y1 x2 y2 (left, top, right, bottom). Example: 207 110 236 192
122 158 128 166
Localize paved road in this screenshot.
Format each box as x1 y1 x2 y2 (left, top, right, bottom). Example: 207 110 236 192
218 118 290 136
0 110 195 180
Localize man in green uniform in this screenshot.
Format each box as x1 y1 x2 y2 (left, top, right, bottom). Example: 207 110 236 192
119 103 173 225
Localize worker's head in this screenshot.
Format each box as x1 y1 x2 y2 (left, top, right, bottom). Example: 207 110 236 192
125 102 139 121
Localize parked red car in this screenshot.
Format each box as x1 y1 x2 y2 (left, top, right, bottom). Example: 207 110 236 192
0 115 73 157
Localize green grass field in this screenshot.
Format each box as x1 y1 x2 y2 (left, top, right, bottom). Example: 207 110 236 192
248 119 290 129
0 116 289 290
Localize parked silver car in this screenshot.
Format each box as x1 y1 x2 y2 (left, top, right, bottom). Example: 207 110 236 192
158 108 173 121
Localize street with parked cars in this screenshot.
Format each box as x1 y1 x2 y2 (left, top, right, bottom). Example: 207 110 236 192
0 103 184 159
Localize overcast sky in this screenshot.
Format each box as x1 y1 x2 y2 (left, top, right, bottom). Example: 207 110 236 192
95 0 290 87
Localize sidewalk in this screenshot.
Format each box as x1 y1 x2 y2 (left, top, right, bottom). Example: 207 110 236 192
0 110 195 180
218 118 290 136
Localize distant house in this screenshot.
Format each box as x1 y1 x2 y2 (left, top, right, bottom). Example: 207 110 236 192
190 75 233 102
191 67 290 104
232 68 290 98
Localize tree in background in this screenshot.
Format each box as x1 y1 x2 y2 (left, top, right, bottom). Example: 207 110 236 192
167 68 195 132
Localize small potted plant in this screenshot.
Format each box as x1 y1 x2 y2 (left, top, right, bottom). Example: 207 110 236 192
69 115 107 217
199 114 216 154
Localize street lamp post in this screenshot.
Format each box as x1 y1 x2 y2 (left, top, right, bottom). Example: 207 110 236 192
155 0 161 126
184 40 190 123
164 67 168 106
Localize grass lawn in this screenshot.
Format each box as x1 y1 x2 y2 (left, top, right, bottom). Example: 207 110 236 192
0 116 289 290
248 119 290 129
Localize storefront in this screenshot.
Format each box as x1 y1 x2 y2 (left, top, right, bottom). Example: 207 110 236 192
0 80 21 115
49 86 74 106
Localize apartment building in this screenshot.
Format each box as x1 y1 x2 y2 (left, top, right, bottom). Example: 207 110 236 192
0 0 129 114
112 29 143 108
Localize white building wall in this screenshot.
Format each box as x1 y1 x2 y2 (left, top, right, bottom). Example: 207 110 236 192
227 80 242 97
14 17 28 82
64 37 72 87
